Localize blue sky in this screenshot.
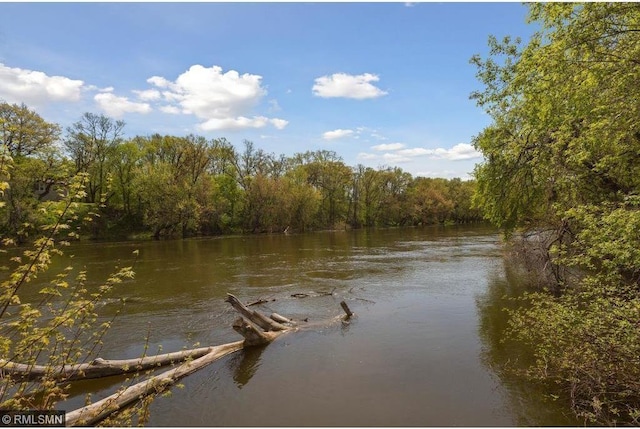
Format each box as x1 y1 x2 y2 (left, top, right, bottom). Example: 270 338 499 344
0 2 534 179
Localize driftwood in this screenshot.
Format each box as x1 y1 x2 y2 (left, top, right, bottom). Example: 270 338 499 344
340 301 354 319
0 347 215 382
247 297 276 307
63 293 351 426
225 294 290 331
65 341 244 426
291 288 336 299
0 293 351 425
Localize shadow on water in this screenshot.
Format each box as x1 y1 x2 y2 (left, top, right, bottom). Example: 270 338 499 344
476 257 581 426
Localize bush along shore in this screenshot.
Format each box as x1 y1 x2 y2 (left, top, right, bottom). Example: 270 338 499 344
471 3 640 425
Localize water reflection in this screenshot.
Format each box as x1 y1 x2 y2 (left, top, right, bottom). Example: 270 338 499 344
8 225 583 425
476 258 580 426
229 345 267 388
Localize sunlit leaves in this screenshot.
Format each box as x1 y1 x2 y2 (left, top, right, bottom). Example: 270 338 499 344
471 3 640 424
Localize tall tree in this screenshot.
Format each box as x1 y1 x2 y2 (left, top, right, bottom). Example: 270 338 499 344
471 3 640 424
0 104 66 238
64 113 125 203
0 102 60 158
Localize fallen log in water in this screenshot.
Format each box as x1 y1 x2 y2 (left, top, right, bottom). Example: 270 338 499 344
0 293 353 425
64 293 353 426
65 341 245 426
0 347 215 382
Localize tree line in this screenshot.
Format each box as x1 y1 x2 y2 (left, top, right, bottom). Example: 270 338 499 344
0 104 481 241
472 3 640 425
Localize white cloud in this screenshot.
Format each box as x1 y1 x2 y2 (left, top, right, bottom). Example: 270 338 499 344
439 143 482 160
424 143 482 160
268 99 281 112
145 64 285 131
270 118 289 130
323 129 354 140
312 73 388 99
159 105 181 114
356 143 482 169
133 88 161 101
0 63 84 106
94 92 152 117
397 148 431 157
390 143 481 161
357 152 379 161
370 132 388 141
416 170 473 180
372 142 406 151
382 153 412 163
147 76 172 88
199 116 268 131
198 115 289 131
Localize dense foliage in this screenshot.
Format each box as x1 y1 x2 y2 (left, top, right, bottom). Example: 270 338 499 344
0 103 481 241
472 3 640 425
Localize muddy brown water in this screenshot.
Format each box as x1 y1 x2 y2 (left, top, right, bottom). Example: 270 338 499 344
35 225 578 425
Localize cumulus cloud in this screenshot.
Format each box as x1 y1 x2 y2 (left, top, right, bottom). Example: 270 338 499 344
397 148 431 157
159 105 181 114
419 143 482 160
357 152 379 161
199 116 268 131
372 142 406 151
323 129 355 140
133 89 162 101
199 116 289 132
270 118 289 130
415 170 466 179
312 73 388 99
358 143 482 165
382 153 412 163
0 63 84 106
144 64 286 131
94 92 152 117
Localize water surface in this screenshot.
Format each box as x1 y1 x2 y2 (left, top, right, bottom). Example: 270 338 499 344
45 225 577 426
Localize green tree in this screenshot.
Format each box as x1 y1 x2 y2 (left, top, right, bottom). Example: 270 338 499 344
303 150 352 228
0 104 67 239
111 139 143 218
0 102 61 158
64 113 125 204
471 3 640 424
407 177 454 225
377 167 413 226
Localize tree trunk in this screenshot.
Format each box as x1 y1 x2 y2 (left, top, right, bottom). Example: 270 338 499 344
0 347 215 382
46 293 350 426
65 341 244 426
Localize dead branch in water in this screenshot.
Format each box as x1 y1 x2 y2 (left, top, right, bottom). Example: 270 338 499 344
63 292 351 426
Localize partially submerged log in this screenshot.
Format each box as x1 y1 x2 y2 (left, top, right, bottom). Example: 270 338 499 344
340 300 354 319
225 293 290 332
0 347 215 382
247 297 276 307
65 341 244 426
66 293 304 425
5 292 353 426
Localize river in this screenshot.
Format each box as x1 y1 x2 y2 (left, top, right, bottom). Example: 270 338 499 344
44 225 577 425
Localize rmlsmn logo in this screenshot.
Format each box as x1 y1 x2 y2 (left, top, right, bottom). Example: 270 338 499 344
0 411 65 427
